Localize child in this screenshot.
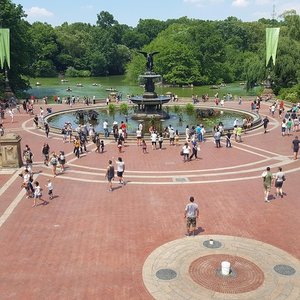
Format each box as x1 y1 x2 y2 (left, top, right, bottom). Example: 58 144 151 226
46 179 54 200
117 138 122 153
100 140 105 153
142 139 147 153
33 181 47 207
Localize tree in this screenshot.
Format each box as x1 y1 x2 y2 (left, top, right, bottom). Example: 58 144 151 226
96 11 118 29
279 10 300 41
29 22 59 76
0 0 34 93
136 19 167 44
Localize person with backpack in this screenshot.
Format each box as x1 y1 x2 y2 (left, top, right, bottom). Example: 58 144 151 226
23 146 33 170
49 152 58 177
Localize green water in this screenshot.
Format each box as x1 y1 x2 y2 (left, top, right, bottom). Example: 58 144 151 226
28 76 259 100
47 107 248 134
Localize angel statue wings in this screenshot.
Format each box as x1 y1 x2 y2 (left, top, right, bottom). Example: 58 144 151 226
138 51 159 72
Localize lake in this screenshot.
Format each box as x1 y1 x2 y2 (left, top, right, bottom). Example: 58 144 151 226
29 76 259 100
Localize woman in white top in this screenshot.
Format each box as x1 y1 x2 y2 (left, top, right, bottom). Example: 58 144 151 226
32 181 48 207
182 142 191 162
151 131 157 150
115 157 125 185
136 128 142 146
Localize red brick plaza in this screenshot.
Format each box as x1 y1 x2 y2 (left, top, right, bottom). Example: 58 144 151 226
0 99 299 299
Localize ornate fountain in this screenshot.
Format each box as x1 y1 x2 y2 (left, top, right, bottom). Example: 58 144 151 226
130 51 171 120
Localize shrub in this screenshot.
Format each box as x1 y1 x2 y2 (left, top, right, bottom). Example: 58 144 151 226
120 103 128 115
185 103 195 115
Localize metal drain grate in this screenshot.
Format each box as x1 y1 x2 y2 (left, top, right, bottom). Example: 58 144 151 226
173 177 189 182
274 264 296 276
156 269 177 280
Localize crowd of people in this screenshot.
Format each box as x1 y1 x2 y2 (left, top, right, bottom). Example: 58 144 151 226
1 91 297 209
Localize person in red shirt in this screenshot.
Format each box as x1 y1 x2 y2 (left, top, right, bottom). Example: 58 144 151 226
120 121 127 140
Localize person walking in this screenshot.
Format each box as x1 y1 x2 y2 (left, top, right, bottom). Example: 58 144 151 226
274 167 285 198
263 116 269 133
136 127 142 146
42 142 50 166
151 131 157 150
44 121 50 138
184 196 199 236
115 157 125 185
142 139 147 153
95 134 101 153
73 136 80 158
49 152 58 177
189 139 198 160
32 181 48 207
214 130 221 148
292 136 300 160
23 146 34 171
182 142 191 162
58 151 66 172
45 179 54 200
158 133 164 150
103 120 109 138
225 130 232 148
105 160 115 191
262 167 273 202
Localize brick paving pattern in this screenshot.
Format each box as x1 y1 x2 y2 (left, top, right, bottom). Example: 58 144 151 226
0 100 300 299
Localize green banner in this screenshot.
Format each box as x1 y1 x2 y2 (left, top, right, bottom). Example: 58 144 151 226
266 28 280 67
0 29 10 69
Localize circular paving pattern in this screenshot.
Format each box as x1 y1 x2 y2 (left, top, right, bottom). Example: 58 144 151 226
189 254 264 294
143 235 300 299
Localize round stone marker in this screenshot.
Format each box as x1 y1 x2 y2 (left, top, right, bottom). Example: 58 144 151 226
274 264 296 276
156 269 177 280
203 240 222 249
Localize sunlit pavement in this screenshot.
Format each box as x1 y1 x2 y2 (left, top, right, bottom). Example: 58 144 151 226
0 100 299 299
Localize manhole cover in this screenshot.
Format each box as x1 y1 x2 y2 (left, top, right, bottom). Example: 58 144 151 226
274 264 296 276
203 240 222 249
173 177 189 182
156 269 177 280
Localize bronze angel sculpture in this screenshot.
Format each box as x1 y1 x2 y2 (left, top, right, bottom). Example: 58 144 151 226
138 51 159 72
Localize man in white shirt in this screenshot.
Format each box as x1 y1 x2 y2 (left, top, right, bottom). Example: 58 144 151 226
103 120 109 138
115 157 125 185
151 131 157 150
184 196 199 236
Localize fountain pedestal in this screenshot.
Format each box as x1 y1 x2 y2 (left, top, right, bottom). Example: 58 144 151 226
130 61 171 120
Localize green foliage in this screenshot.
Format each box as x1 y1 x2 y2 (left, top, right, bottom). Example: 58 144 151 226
172 105 182 114
96 11 118 29
65 67 91 77
185 103 195 115
2 4 300 95
108 103 116 114
119 103 129 115
0 0 34 93
279 84 300 102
